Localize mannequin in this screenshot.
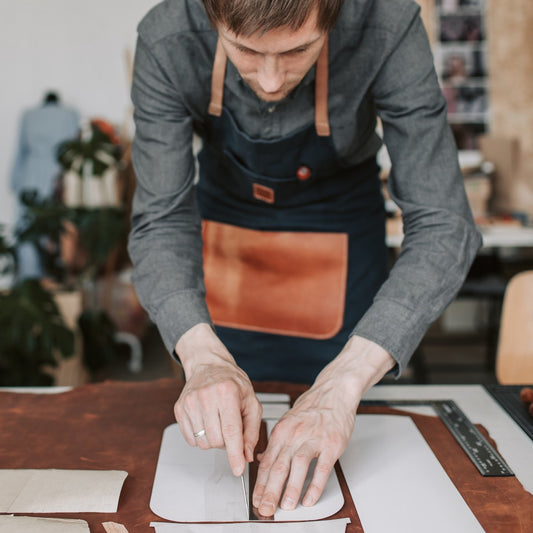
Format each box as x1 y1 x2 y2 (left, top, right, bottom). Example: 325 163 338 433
10 91 80 279
44 91 59 104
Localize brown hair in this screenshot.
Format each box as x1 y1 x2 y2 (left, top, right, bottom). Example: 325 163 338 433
202 0 344 36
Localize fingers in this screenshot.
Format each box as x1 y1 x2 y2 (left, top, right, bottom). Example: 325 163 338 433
301 455 335 507
253 443 333 516
242 398 262 463
202 407 225 449
252 440 284 516
219 397 245 476
176 410 196 447
282 448 318 510
174 373 262 477
175 390 220 450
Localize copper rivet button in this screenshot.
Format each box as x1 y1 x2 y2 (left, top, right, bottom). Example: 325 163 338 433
296 165 311 181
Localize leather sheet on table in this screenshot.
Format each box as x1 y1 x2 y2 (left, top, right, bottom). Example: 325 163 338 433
0 379 531 533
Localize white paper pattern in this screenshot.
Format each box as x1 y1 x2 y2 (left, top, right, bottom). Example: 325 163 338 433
150 424 344 522
150 518 351 532
339 415 484 533
0 516 90 533
0 469 127 513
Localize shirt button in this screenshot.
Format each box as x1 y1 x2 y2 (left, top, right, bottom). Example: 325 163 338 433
268 105 276 113
296 165 311 181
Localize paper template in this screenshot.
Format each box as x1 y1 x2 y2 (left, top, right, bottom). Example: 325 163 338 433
150 518 351 533
339 415 484 533
0 469 127 513
255 393 290 404
256 392 290 420
0 516 89 533
261 402 290 420
150 424 344 522
151 423 249 521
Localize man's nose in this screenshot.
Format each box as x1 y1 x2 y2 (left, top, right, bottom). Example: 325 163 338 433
257 56 285 93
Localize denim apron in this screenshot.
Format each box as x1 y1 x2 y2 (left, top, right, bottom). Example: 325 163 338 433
196 39 388 383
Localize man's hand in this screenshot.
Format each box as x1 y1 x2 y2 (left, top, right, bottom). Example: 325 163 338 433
174 323 262 476
252 335 395 516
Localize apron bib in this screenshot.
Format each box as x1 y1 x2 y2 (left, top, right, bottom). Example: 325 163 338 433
195 38 388 383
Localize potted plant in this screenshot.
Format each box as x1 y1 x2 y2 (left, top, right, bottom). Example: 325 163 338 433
58 118 123 208
0 227 75 386
8 118 133 383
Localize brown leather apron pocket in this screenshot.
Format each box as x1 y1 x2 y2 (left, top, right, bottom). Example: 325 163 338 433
202 220 348 339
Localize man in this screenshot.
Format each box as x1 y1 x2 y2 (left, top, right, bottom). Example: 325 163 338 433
129 0 482 517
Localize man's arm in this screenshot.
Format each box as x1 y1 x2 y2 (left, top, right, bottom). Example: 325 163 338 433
253 5 482 516
129 36 212 352
174 323 262 476
354 9 483 373
130 35 262 474
253 335 394 516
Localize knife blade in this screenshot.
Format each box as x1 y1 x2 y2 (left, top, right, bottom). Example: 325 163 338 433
240 473 249 518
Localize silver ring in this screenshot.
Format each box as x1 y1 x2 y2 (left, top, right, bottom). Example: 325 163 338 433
193 429 206 439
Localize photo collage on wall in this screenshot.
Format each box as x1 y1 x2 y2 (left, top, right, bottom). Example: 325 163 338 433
434 0 489 150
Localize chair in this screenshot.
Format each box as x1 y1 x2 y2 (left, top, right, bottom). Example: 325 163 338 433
495 271 533 384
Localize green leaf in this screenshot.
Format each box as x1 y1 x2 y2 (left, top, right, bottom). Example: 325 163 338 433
78 309 119 372
0 280 75 386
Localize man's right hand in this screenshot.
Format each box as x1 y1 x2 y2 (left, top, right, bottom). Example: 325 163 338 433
174 323 262 476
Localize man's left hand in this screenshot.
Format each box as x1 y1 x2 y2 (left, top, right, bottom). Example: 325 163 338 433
252 335 395 516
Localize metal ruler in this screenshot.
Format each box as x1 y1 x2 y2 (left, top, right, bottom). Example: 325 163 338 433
361 399 514 477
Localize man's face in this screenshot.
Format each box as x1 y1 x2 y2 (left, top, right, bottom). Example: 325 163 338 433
218 10 326 103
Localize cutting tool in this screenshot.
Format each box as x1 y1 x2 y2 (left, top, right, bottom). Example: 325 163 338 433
240 473 249 517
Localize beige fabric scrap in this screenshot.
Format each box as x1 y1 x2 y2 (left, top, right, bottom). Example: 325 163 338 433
102 522 130 533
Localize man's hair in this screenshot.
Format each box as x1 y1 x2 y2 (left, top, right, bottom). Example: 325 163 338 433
202 0 344 36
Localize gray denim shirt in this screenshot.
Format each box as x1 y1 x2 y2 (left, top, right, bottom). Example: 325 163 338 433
129 0 482 375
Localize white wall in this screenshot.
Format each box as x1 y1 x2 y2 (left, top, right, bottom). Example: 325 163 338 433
0 0 160 226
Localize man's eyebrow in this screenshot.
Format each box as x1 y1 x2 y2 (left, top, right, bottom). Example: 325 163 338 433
225 33 324 54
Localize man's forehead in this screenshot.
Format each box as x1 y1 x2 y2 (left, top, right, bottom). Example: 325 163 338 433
218 9 324 54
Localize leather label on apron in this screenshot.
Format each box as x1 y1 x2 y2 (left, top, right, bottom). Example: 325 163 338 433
202 220 348 339
252 183 275 204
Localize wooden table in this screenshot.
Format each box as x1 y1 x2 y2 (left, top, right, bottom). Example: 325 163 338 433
0 379 532 532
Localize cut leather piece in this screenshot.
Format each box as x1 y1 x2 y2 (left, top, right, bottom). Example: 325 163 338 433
202 220 348 339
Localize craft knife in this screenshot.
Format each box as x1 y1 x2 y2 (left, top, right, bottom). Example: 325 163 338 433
240 473 249 518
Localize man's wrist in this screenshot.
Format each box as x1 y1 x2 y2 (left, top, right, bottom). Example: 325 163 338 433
313 335 395 403
342 334 395 393
175 322 234 377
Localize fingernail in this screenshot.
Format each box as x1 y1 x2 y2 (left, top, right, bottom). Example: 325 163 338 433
281 497 295 510
302 495 314 507
232 465 244 476
261 501 275 515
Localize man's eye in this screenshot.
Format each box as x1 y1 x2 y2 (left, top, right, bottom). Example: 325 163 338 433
283 47 308 56
237 47 257 56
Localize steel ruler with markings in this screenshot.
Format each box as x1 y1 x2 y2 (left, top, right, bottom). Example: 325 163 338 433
360 399 514 477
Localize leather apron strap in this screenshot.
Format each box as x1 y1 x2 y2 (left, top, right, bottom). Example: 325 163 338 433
314 37 330 137
208 37 331 137
207 39 227 117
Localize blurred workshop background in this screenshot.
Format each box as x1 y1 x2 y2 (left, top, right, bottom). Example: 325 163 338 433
0 0 532 388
